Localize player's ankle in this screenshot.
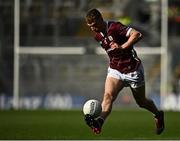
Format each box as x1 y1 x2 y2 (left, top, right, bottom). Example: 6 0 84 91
97 117 104 127
156 110 162 116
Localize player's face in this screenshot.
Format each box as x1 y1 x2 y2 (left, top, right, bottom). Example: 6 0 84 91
86 18 104 32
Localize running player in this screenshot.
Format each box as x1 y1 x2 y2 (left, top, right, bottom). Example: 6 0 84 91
84 8 164 135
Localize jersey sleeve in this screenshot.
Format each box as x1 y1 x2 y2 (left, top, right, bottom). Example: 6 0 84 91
116 22 132 37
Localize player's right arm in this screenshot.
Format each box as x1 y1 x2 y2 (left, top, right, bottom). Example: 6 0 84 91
109 22 143 50
109 28 142 50
121 28 142 49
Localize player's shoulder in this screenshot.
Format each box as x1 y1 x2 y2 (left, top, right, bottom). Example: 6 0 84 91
108 21 126 30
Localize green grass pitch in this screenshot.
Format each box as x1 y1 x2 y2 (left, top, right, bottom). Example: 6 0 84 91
0 109 179 140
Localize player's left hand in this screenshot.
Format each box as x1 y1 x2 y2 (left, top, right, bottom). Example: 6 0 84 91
109 41 123 49
109 42 120 49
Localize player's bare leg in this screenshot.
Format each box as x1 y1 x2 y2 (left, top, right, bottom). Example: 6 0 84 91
100 76 124 120
85 76 123 134
130 85 159 114
131 85 165 134
84 76 123 134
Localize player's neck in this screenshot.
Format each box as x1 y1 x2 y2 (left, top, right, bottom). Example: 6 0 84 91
101 21 107 35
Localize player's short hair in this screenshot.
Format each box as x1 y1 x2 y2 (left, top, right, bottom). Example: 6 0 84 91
86 8 102 23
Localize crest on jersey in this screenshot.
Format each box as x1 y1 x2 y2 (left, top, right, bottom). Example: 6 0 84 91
108 36 113 41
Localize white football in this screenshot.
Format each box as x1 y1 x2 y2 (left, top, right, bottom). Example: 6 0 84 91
83 99 102 118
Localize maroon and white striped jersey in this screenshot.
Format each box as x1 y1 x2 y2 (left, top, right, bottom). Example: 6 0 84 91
94 21 141 73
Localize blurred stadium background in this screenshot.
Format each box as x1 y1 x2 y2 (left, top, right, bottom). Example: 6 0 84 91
0 0 180 139
1 0 179 110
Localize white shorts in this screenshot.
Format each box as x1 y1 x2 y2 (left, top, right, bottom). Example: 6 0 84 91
107 64 145 88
